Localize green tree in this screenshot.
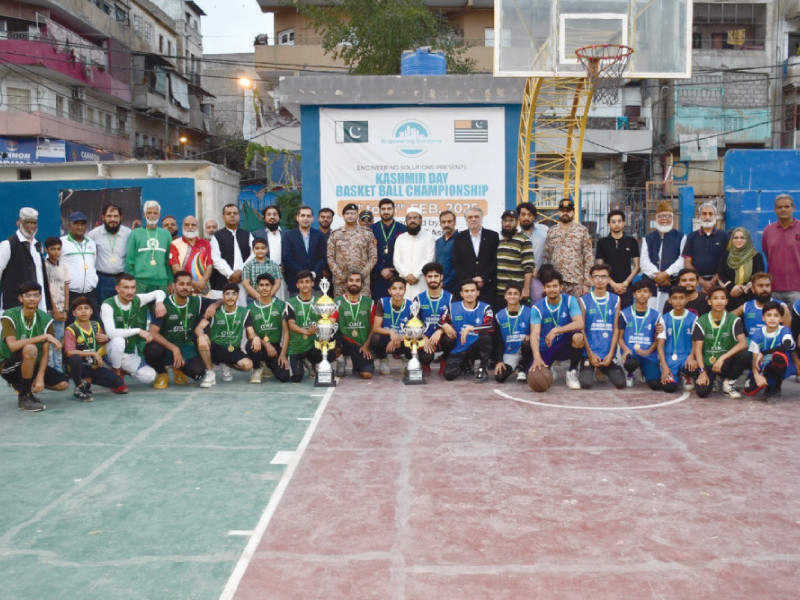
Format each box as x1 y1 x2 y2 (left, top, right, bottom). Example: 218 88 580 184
289 0 476 75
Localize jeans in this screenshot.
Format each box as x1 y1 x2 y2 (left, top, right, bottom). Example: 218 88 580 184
48 320 65 372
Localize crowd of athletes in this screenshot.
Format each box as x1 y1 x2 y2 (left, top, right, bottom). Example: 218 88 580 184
1 192 798 412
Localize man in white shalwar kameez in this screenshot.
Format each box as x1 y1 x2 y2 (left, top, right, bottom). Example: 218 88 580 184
393 207 436 300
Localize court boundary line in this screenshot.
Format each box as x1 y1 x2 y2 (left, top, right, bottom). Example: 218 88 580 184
218 385 335 600
494 388 691 410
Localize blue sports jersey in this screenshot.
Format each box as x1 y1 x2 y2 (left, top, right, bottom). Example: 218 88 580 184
742 298 786 339
793 298 800 320
379 297 412 334
531 293 582 353
446 300 493 354
496 306 532 356
660 310 697 359
620 306 662 357
416 289 452 337
748 325 797 380
580 291 619 358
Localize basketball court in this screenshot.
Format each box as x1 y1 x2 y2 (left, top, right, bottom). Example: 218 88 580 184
3 367 796 599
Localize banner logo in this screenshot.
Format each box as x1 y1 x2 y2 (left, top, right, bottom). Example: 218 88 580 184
336 121 369 143
386 120 439 158
454 120 488 143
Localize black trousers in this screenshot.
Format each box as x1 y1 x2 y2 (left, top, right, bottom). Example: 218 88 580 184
143 342 206 381
246 340 290 382
494 344 533 383
578 358 627 389
288 347 336 383
66 355 124 389
338 336 374 374
369 333 436 365
691 350 752 398
443 333 492 381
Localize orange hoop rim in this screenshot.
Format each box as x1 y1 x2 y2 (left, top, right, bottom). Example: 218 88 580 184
574 43 634 64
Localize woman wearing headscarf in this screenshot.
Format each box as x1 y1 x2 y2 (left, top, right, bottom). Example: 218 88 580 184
717 227 764 310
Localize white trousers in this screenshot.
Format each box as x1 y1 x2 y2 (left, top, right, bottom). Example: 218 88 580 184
106 337 156 384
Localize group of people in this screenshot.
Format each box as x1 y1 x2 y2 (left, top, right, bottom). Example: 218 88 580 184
0 192 797 411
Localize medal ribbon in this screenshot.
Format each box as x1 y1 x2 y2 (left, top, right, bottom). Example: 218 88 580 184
593 293 609 326
21 312 37 339
172 296 190 342
709 313 727 352
504 310 521 336
633 308 648 338
257 300 274 335
389 301 404 332
345 296 362 329
670 311 686 353
546 294 563 326
77 322 97 351
222 308 238 341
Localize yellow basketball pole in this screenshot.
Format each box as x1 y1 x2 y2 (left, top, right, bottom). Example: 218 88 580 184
516 76 595 223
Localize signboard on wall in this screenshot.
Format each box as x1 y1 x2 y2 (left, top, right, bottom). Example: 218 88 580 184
319 107 505 234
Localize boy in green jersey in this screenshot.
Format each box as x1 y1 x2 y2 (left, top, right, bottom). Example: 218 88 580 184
196 282 255 387
283 271 334 383
691 285 750 399
247 273 290 383
64 295 126 400
332 270 375 379
145 270 221 388
0 281 69 411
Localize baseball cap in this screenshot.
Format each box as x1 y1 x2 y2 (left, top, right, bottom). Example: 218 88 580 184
68 211 88 222
501 210 518 220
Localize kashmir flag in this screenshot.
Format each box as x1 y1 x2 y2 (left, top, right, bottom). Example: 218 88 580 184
454 120 488 142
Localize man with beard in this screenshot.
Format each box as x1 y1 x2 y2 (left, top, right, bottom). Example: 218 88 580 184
253 205 286 300
452 207 500 304
393 207 435 300
125 201 172 294
317 208 334 239
327 203 378 298
210 204 254 305
496 210 534 310
682 203 728 294
417 262 455 376
88 204 131 303
516 202 548 272
0 207 49 311
435 210 458 294
282 205 326 295
203 219 218 239
732 272 792 338
333 270 376 379
61 211 99 316
595 209 640 308
161 215 179 241
542 199 593 298
640 201 686 312
370 198 406 300
169 216 213 295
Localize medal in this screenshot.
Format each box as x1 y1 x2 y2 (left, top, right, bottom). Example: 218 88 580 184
634 343 641 351
110 256 117 264
709 355 717 364
228 344 235 352
672 353 678 361
83 263 88 270
303 334 308 340
352 329 358 337
150 259 157 266
384 247 388 255
602 332 609 338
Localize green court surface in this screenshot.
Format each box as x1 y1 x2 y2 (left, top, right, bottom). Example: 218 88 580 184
0 376 322 600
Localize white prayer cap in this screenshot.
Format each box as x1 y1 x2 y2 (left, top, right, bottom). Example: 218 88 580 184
18 207 38 220
406 206 422 217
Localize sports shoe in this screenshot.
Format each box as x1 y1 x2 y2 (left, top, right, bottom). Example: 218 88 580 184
682 373 694 392
516 370 527 382
765 386 782 404
566 369 580 390
249 369 262 384
200 370 216 388
474 367 488 383
379 358 391 375
303 358 316 378
73 386 92 402
721 379 742 399
173 369 188 385
110 384 129 394
81 381 94 402
335 355 346 377
260 362 272 379
625 373 635 388
18 393 45 411
220 363 233 382
153 373 169 389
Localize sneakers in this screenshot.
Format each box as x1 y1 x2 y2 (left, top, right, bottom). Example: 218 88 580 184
764 385 782 404
379 358 391 375
721 379 742 399
566 369 580 390
73 381 94 402
220 363 233 382
200 370 216 388
110 384 129 394
475 367 488 383
173 369 188 385
335 355 346 377
516 369 527 382
249 369 262 384
153 373 169 389
18 393 45 411
260 362 272 379
625 373 635 388
682 373 694 392
302 358 316 378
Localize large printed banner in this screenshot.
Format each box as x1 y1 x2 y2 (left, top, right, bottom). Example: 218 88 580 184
319 107 505 234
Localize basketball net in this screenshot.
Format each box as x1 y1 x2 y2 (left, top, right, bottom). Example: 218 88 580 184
575 44 633 105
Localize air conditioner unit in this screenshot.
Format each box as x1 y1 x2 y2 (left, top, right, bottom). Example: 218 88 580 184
72 88 86 101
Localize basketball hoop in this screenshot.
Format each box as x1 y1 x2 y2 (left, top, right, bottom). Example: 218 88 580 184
575 44 633 105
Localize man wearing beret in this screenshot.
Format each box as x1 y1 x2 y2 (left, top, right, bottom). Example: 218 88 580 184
327 203 378 298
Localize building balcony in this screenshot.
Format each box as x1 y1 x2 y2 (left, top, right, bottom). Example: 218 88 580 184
786 55 800 89
0 37 131 102
132 86 191 125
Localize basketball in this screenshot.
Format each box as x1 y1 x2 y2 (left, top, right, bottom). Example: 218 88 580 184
527 367 553 393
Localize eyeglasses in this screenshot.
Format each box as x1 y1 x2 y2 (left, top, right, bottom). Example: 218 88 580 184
592 274 609 280
22 292 41 299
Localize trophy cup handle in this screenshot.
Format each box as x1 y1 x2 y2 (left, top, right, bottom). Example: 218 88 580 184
330 322 338 337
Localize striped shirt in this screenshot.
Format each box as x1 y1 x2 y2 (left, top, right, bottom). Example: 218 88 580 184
496 231 534 297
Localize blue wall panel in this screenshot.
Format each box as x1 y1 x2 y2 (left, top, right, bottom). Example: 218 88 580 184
0 178 196 238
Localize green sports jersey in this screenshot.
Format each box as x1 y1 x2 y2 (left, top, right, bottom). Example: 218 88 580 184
695 311 740 364
160 295 201 345
248 298 285 345
335 295 374 347
103 295 148 355
209 306 250 348
285 296 319 355
0 307 53 363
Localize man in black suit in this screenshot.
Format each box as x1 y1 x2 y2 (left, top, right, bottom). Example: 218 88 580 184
282 205 327 295
452 206 499 304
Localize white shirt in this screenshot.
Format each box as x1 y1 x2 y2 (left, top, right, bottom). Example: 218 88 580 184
210 228 254 278
640 233 687 278
87 225 132 274
101 290 166 339
521 223 549 269
470 228 482 256
393 230 436 299
60 234 98 293
0 231 47 311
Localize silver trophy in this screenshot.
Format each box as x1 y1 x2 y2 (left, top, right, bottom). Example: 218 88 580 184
313 278 338 387
403 298 427 385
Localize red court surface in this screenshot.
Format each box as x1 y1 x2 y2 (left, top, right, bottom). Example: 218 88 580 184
227 376 800 600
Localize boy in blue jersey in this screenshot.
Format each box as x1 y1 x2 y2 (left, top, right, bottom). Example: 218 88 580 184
370 277 412 374
618 279 664 389
418 262 455 375
577 264 626 389
439 279 493 382
529 269 584 389
656 285 698 393
492 283 532 383
743 301 796 402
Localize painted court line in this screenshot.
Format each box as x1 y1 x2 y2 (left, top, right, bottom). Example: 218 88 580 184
270 451 295 465
219 385 336 600
227 531 254 537
296 417 313 421
494 388 691 411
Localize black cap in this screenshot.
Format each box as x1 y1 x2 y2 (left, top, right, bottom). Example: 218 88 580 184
501 210 518 220
558 199 575 211
342 203 358 215
359 210 373 221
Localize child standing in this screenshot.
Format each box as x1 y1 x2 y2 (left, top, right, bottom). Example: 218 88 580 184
242 238 283 304
43 237 69 372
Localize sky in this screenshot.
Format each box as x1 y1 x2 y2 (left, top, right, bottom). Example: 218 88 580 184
199 1 274 55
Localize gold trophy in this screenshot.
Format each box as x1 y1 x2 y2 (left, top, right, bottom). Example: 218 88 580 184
403 298 426 385
313 277 338 387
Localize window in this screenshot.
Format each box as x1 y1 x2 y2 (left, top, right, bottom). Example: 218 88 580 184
69 98 83 123
484 27 511 48
134 15 142 36
6 87 31 111
115 4 129 26
105 113 113 132
116 107 128 134
87 107 95 125
167 40 172 56
692 3 766 50
144 22 152 44
56 94 65 118
278 29 294 46
159 34 164 53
